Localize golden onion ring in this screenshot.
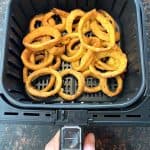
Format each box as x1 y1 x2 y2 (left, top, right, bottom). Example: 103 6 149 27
71 50 95 72
61 44 85 62
26 68 62 98
42 12 56 26
101 76 123 97
21 49 54 70
52 8 69 18
66 38 81 56
58 69 85 101
95 59 116 71
78 9 115 52
66 9 85 33
99 10 120 42
89 50 127 78
50 56 61 70
23 26 61 51
52 8 69 31
48 45 65 56
83 70 104 93
90 20 109 41
29 14 44 32
23 54 56 92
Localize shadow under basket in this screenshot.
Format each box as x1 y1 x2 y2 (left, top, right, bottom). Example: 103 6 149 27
0 0 145 109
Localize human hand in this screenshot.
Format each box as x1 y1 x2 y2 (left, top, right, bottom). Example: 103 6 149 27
45 131 95 150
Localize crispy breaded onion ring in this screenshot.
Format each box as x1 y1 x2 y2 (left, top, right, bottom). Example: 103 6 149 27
61 44 85 62
89 51 127 78
21 49 54 70
23 67 29 83
101 76 123 97
26 68 62 98
23 54 47 83
90 20 109 41
52 8 69 18
23 67 56 92
99 10 116 27
99 10 120 42
23 55 56 92
66 9 85 33
83 70 104 93
43 8 68 31
66 38 80 56
42 12 57 27
59 69 85 101
78 9 115 52
48 45 65 56
71 50 95 72
29 14 44 32
23 26 61 51
50 56 61 70
95 59 116 71
95 11 115 48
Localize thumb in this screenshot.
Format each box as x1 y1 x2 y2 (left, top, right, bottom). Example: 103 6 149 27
84 133 95 150
45 131 60 150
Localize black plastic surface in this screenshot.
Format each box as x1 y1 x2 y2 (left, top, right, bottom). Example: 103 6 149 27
0 0 146 109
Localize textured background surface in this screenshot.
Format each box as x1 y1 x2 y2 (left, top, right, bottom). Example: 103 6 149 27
0 0 150 150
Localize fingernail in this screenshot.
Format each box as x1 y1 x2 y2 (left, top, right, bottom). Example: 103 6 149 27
84 144 95 150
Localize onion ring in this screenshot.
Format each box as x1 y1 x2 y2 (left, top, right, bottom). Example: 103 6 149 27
58 69 85 101
71 50 95 72
101 76 123 97
23 56 56 92
83 70 104 93
23 26 61 51
95 59 116 71
23 67 29 83
51 8 69 31
78 9 115 52
48 45 65 56
21 49 54 70
42 12 56 26
61 44 85 62
29 14 44 32
50 56 61 70
89 51 127 78
66 9 85 33
26 68 62 98
99 10 121 42
66 38 81 56
52 8 69 18
90 20 109 41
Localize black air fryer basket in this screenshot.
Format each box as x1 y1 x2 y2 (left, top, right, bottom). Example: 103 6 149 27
0 0 149 125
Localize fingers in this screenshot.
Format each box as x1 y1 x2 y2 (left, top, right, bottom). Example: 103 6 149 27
45 131 60 150
45 130 95 150
84 133 95 150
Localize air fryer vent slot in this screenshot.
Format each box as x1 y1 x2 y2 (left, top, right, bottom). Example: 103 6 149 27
45 113 51 116
126 115 141 118
4 112 18 116
104 115 121 118
23 112 40 116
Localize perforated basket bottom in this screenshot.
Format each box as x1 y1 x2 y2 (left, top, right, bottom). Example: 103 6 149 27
29 60 119 104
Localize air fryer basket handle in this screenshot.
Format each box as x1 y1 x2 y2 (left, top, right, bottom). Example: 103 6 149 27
60 126 82 150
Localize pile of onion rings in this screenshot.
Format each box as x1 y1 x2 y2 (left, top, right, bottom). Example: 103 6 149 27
21 8 128 101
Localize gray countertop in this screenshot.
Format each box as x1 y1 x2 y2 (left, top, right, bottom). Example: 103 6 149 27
0 124 150 150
